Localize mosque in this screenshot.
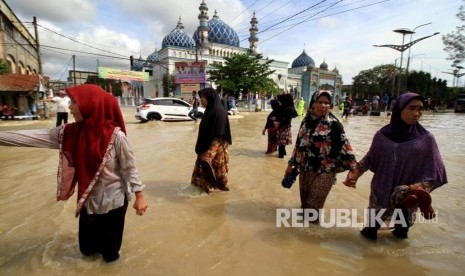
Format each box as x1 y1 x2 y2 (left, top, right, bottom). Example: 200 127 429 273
131 0 343 106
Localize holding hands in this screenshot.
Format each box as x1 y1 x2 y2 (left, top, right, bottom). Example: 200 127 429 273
344 168 360 188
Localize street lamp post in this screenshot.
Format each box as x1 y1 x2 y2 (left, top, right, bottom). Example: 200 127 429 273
393 28 414 97
406 23 432 74
374 30 439 98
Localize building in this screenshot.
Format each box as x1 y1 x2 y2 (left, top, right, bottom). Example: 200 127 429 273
67 70 98 86
130 0 343 107
0 0 46 118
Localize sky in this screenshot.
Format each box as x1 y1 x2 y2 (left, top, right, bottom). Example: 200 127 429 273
4 0 464 86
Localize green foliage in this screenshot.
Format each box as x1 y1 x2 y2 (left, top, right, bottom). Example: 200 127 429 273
442 0 465 67
208 53 277 98
352 64 397 99
161 72 175 97
0 58 10 74
352 64 451 102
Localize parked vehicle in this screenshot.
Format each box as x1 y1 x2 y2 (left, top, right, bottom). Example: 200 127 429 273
454 93 465 113
135 97 204 122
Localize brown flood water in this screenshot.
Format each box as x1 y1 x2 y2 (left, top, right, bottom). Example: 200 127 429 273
0 107 464 275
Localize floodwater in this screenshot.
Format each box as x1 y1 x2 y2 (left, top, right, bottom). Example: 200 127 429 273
0 107 464 275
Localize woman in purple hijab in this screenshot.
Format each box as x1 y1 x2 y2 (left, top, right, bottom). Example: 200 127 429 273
345 92 447 240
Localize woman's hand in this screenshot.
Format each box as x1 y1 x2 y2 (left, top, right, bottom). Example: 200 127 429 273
343 169 359 188
133 191 148 216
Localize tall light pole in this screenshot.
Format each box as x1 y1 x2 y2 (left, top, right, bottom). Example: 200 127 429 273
406 23 432 74
374 31 439 98
393 28 414 97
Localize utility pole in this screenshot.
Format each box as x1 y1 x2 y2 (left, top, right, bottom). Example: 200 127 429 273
73 55 76 86
33 17 43 75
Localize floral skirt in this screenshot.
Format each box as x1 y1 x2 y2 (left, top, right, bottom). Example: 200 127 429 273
277 126 292 145
191 139 229 193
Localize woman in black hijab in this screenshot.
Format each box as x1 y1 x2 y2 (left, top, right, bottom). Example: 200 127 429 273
276 93 298 158
191 88 232 193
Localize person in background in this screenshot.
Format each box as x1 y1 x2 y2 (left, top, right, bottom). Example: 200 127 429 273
0 84 148 262
188 90 200 122
191 88 232 193
221 93 230 112
285 91 358 222
372 95 380 110
297 97 305 116
345 92 447 240
51 89 71 127
1 105 14 120
341 97 351 119
262 99 279 154
228 95 239 115
382 93 390 111
276 93 298 159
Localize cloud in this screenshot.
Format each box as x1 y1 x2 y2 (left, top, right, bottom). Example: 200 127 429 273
4 0 462 86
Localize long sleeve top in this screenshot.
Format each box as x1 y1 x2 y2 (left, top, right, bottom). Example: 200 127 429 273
288 114 358 173
0 127 145 214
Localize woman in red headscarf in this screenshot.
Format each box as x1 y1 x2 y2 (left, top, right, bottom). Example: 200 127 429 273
0 84 148 262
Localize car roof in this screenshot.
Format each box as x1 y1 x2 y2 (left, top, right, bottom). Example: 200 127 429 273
144 97 189 102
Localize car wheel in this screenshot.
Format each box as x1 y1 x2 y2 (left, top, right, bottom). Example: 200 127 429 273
148 113 162 121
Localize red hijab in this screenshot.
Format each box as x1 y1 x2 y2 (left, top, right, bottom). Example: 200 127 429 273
57 84 126 216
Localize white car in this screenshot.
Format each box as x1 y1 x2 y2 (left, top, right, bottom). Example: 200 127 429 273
135 97 204 122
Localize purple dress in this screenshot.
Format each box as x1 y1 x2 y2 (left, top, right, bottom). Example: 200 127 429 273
360 131 447 209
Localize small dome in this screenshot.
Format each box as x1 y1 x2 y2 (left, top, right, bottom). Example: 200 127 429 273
132 55 145 71
162 17 195 49
332 67 339 74
291 49 315 68
193 11 240 47
320 61 328 70
146 49 159 65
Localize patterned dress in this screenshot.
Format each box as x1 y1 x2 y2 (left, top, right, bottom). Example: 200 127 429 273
288 113 357 217
191 139 229 193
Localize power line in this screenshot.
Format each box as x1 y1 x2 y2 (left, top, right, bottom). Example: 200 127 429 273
36 23 132 57
260 0 390 44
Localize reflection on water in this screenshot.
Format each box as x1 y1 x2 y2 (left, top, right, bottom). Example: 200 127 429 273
1 108 464 275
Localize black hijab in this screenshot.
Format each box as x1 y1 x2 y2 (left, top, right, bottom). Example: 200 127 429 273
380 92 428 143
195 88 232 154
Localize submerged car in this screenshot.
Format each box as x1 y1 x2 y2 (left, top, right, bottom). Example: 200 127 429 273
135 97 204 122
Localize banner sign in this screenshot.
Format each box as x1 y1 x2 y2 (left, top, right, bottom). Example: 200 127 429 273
98 67 149 82
174 61 206 84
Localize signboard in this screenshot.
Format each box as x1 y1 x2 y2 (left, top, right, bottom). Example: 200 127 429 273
180 83 200 94
98 67 149 82
174 61 206 84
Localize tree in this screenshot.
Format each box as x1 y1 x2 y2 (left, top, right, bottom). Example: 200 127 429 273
161 72 175 97
352 64 397 99
208 53 277 98
0 58 10 74
442 0 465 67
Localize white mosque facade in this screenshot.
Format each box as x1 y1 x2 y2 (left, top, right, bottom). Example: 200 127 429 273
131 0 343 106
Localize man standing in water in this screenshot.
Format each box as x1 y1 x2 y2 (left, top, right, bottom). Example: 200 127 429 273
188 90 200 122
51 89 71 127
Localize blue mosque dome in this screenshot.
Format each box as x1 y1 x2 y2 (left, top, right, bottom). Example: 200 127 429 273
146 49 159 65
193 11 240 47
320 60 328 70
291 49 315 68
162 17 195 49
132 55 145 71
